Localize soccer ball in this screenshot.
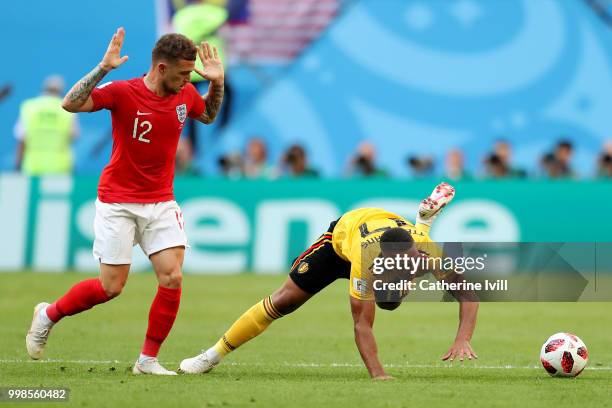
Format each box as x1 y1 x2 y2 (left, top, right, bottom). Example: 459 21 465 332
540 332 588 377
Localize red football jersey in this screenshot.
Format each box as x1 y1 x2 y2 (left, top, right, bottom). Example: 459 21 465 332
90 77 205 203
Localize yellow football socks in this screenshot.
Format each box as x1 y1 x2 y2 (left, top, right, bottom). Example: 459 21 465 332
213 296 283 356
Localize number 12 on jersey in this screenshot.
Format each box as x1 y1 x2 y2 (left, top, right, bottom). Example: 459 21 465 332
132 117 152 143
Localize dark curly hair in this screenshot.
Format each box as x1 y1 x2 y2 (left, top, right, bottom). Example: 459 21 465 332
152 33 197 63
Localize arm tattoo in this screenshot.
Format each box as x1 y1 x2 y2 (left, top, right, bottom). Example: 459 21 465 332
66 65 108 106
199 81 224 124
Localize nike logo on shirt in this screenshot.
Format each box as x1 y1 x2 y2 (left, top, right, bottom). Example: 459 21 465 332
137 110 152 115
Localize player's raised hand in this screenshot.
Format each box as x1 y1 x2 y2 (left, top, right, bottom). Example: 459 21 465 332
195 42 224 83
100 27 129 71
442 339 478 362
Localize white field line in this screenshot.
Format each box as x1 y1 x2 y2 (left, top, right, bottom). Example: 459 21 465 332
1 359 611 370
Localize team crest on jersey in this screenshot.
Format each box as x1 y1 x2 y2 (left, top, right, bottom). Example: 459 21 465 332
176 104 187 123
297 262 309 274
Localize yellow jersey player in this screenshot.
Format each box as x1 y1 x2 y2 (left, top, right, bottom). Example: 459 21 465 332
180 183 479 379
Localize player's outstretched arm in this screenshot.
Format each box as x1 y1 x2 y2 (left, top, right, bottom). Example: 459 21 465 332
350 297 393 380
442 274 479 361
193 42 224 124
62 27 129 112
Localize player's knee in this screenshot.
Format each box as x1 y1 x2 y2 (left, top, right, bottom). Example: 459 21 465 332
270 280 310 315
168 271 183 288
159 267 183 289
270 293 300 315
102 281 125 298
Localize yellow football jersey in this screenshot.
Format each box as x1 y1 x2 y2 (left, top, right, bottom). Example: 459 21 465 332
331 208 444 300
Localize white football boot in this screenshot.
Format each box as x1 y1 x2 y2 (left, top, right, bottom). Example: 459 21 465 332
179 351 218 374
417 182 456 226
26 302 53 360
132 357 178 376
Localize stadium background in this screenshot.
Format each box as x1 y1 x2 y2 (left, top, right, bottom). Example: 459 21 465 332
1 0 612 274
2 3 612 407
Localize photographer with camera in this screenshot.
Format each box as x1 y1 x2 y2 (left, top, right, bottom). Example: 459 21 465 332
279 144 319 178
347 142 388 178
407 155 434 178
218 151 244 179
597 141 612 178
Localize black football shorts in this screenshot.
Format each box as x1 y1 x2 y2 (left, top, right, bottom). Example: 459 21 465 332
288 220 351 294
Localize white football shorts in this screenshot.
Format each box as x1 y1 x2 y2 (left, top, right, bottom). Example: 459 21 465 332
92 199 187 264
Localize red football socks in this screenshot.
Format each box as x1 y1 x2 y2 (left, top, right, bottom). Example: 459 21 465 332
141 286 182 357
44 279 181 358
46 278 110 323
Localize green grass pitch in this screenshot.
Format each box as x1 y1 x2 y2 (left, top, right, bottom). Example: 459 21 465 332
1 272 611 407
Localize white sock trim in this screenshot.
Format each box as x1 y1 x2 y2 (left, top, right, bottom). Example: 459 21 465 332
416 216 434 227
39 306 54 327
139 353 156 362
206 348 222 364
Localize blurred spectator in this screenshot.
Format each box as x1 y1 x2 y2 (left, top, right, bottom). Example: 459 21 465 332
0 83 11 102
172 1 228 82
407 155 434 178
243 137 274 179
540 152 563 178
554 139 575 177
445 149 471 180
541 139 575 179
347 142 388 178
493 140 511 165
484 153 510 178
14 75 79 175
175 137 200 176
173 0 232 152
597 154 612 178
218 151 243 179
596 141 612 178
485 140 526 178
280 144 319 178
